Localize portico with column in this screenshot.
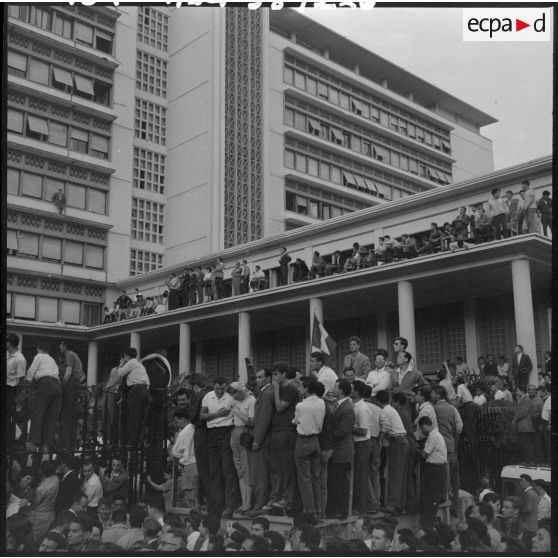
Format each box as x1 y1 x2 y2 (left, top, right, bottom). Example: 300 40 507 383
511 258 539 385
397 280 416 360
87 340 98 386
238 311 251 383
179 322 191 375
130 331 141 356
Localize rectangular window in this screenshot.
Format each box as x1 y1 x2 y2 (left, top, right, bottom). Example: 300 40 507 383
295 153 306 173
67 183 86 208
424 131 433 146
331 206 342 218
329 88 339 105
416 127 425 142
390 151 400 168
342 171 357 187
53 13 72 38
74 21 94 45
307 157 318 176
30 6 51 30
61 300 80 324
64 241 83 265
309 201 319 219
284 149 295 169
354 174 367 190
286 191 296 212
294 112 306 131
339 92 350 110
284 107 294 127
351 98 363 115
74 74 94 97
83 303 101 326
331 166 341 184
379 111 389 127
90 134 109 159
52 66 73 90
42 237 62 261
319 161 330 181
294 71 305 90
29 59 50 85
308 118 320 136
361 140 371 157
389 114 399 131
93 81 111 106
27 115 49 139
21 172 43 198
364 177 379 193
330 127 343 145
7 109 23 134
433 135 441 150
7 293 12 316
7 169 20 195
96 31 113 54
351 136 361 153
370 106 380 122
408 123 416 138
306 77 317 96
400 155 409 171
317 82 328 99
409 159 419 174
85 188 105 214
70 128 89 153
38 297 59 323
284 66 294 85
85 245 104 268
322 205 331 220
8 50 27 76
442 140 451 154
14 294 36 320
296 196 308 215
137 6 169 52
18 232 40 257
48 122 68 147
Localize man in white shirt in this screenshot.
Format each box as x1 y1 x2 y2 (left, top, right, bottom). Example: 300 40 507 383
118 347 151 447
310 352 338 399
170 408 198 509
366 350 392 396
6 333 26 445
418 416 448 529
25 344 62 453
414 386 438 441
491 381 506 401
351 382 372 514
363 385 382 513
200 378 239 518
376 390 408 513
533 479 551 520
81 461 103 515
292 377 325 517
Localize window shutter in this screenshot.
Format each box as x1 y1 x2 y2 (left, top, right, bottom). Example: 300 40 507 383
42 237 62 260
14 294 36 319
85 245 104 268
7 109 24 133
48 122 68 147
8 50 27 71
18 233 40 256
74 74 94 95
38 297 59 322
90 134 109 152
71 128 89 142
64 240 83 264
61 300 80 324
74 21 93 44
27 115 49 135
53 66 73 87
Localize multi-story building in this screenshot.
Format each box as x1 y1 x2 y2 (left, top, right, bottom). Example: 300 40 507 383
164 7 496 264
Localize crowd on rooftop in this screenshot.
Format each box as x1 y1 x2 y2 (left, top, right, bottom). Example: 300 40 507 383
6 329 552 553
101 182 550 323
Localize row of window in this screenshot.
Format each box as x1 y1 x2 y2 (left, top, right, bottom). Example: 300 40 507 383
284 105 451 183
8 108 110 160
7 49 112 106
8 5 113 54
284 62 452 151
7 168 107 215
286 191 358 221
7 292 101 326
130 249 164 277
133 147 166 194
131 198 165 244
286 148 407 200
7 229 105 269
136 50 167 98
137 7 169 53
135 99 167 145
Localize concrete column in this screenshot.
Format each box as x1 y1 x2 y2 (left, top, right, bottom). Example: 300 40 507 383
376 313 388 352
87 341 98 386
305 322 311 375
463 298 480 372
511 259 538 384
238 312 251 384
179 323 191 375
130 332 141 356
397 281 416 357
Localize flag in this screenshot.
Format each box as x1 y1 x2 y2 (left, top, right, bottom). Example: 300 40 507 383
311 313 337 356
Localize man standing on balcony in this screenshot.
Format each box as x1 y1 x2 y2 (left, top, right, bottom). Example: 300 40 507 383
511 344 533 391
117 348 151 447
520 181 537 234
537 190 552 237
278 247 292 286
241 259 251 294
486 188 508 240
58 341 85 452
213 258 225 300
505 190 520 236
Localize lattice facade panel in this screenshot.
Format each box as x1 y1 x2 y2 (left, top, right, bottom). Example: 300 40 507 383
224 9 263 248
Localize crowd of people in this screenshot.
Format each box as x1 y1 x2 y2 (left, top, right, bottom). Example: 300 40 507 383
7 331 552 553
100 182 551 322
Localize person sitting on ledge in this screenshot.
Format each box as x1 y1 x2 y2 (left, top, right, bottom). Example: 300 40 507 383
308 251 326 279
291 258 309 283
325 251 344 275
400 234 418 258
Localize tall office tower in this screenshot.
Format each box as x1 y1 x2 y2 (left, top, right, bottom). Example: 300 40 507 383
163 7 496 264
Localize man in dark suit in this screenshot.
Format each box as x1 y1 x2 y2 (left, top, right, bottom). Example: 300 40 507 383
55 454 82 515
510 345 533 390
325 251 344 275
326 379 354 519
518 474 539 543
247 368 275 517
278 247 292 286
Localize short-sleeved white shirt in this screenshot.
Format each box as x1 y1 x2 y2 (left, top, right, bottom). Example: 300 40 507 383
201 391 234 428
424 428 447 464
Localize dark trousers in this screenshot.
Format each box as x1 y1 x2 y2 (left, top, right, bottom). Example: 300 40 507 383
168 289 180 310
29 377 62 447
326 461 351 518
241 277 250 294
207 426 240 515
59 380 81 450
126 385 151 446
269 429 296 506
367 437 382 510
402 439 417 511
518 432 537 463
196 286 204 304
386 436 408 509
181 287 189 307
420 462 448 529
250 443 271 509
194 427 210 504
517 373 529 391
353 440 371 513
279 265 288 286
294 435 321 515
492 213 507 240
541 214 551 237
444 452 460 510
189 289 197 305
